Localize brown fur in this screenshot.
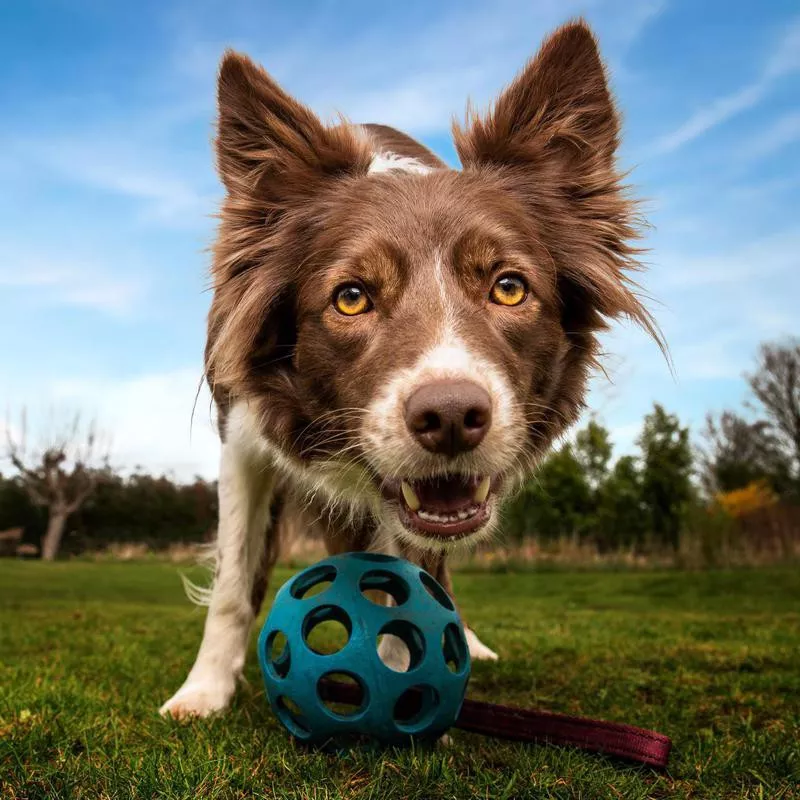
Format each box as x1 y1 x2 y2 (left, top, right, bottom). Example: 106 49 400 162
206 19 660 609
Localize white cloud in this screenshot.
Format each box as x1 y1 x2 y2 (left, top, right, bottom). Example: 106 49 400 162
8 135 214 226
578 218 800 456
670 336 744 381
605 0 666 48
764 16 800 78
174 0 665 138
651 17 800 155
737 111 800 162
50 369 220 481
728 173 800 202
0 0 665 230
0 254 146 315
651 228 800 290
627 228 800 387
652 82 766 155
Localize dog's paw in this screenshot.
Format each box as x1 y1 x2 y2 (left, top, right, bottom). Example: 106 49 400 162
465 628 499 661
159 679 235 720
377 632 411 672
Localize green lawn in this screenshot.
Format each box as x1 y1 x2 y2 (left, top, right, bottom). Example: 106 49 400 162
1 561 798 799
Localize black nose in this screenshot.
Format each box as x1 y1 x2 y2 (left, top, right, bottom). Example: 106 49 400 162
404 380 492 457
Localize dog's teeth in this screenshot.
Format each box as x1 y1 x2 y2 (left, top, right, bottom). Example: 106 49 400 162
401 480 421 511
473 476 491 504
417 505 481 524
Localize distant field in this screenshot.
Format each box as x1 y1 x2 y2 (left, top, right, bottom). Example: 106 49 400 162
1 561 798 799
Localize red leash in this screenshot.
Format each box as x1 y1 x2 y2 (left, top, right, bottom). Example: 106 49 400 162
456 696 671 768
319 679 671 768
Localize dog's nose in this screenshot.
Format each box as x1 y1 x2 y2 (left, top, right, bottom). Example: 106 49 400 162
405 380 492 457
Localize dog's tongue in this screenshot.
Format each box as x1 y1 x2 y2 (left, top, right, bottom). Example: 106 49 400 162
413 475 481 512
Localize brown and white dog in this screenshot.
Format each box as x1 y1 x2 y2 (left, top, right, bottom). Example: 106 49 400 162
160 19 657 719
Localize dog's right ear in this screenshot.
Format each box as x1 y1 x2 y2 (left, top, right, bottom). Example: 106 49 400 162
206 53 373 405
215 51 371 200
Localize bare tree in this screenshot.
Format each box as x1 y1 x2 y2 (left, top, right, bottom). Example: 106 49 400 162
4 410 110 560
746 338 800 480
699 411 791 496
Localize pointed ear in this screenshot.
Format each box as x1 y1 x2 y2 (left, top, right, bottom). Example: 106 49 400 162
215 50 371 197
453 20 618 172
207 53 372 406
454 22 664 352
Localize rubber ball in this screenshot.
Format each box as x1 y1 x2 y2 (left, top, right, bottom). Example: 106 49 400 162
257 552 471 746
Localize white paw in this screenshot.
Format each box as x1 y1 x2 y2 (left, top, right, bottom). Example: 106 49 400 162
465 628 499 661
159 678 235 720
378 632 411 672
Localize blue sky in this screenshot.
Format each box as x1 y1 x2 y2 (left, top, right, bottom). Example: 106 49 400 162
1 0 798 480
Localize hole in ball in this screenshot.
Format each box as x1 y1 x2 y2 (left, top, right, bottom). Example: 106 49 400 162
377 620 425 672
419 571 455 611
442 623 468 674
359 570 410 607
393 685 440 733
317 672 368 718
303 605 351 655
377 632 410 671
290 563 337 600
266 630 291 678
275 696 310 739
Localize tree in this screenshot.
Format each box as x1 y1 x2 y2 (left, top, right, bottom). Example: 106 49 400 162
513 443 593 542
74 471 218 551
746 338 800 485
0 471 46 546
4 411 109 560
699 411 791 496
596 455 648 550
639 404 693 550
574 419 612 491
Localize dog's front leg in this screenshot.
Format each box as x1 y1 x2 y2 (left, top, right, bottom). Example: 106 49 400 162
160 431 275 719
403 548 499 663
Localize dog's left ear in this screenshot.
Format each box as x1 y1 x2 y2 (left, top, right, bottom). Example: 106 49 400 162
453 20 618 174
455 20 662 347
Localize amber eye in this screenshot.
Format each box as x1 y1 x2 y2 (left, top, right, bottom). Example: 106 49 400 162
490 275 528 306
334 283 371 316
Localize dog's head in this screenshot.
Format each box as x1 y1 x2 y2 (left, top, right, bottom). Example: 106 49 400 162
206 21 658 551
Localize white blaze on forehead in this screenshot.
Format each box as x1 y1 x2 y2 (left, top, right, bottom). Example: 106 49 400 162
432 250 456 325
362 286 522 485
368 151 434 175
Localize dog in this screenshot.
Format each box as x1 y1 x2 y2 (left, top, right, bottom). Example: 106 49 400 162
160 19 658 719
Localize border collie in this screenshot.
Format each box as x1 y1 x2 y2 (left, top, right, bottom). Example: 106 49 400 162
161 19 658 719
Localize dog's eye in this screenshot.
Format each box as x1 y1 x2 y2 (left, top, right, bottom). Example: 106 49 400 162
334 284 372 316
490 275 528 307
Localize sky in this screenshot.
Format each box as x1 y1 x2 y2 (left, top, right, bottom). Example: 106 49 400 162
1 0 798 481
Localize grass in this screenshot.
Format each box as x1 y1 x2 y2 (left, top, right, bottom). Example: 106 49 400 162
1 561 798 799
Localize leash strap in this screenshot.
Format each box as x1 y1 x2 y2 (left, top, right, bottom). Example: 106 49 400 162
456 697 671 768
318 679 671 768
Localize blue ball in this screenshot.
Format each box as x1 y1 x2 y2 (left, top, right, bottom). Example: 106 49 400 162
258 552 471 746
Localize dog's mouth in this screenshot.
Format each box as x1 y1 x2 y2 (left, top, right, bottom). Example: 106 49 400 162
381 474 498 540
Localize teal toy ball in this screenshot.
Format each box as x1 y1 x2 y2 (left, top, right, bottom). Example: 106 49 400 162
257 552 471 746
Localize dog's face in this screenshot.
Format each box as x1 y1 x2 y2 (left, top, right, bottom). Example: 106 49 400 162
290 173 560 548
206 21 656 550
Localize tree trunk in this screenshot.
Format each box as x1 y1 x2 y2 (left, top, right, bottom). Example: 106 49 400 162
41 510 68 561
